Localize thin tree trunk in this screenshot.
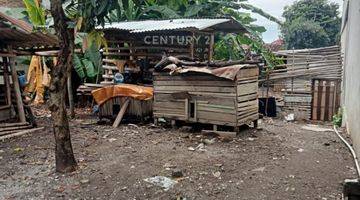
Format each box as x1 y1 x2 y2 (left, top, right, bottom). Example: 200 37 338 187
49 0 77 173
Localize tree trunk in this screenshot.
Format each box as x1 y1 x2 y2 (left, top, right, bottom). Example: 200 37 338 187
49 0 77 173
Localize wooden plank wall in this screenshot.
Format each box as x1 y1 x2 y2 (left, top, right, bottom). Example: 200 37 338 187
268 46 342 81
236 67 259 125
265 46 342 121
283 92 312 120
153 72 238 126
311 79 341 121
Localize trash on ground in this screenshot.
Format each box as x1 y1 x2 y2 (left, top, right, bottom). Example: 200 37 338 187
285 113 295 121
213 171 221 178
252 167 266 172
143 176 177 191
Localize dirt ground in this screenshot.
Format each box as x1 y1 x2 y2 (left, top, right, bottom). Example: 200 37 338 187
0 109 356 200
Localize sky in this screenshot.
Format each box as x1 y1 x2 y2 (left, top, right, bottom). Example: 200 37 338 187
246 0 344 43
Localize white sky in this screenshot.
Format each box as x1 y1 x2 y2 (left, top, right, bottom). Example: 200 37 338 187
246 0 344 43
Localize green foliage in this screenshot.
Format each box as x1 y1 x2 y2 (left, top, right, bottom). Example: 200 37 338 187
214 34 245 60
281 0 341 49
73 43 102 80
333 108 343 127
22 0 46 26
86 30 108 51
283 18 330 49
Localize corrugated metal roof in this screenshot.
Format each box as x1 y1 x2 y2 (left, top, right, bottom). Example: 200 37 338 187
97 18 246 33
0 11 57 49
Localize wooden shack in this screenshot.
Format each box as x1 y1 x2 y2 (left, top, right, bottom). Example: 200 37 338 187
153 64 259 132
0 11 57 138
78 18 247 94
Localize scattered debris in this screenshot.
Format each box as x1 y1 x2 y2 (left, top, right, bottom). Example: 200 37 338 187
171 169 184 178
80 179 90 184
128 124 139 129
301 124 333 132
196 143 206 151
202 138 215 145
13 147 24 153
187 147 195 151
252 167 266 172
285 113 295 122
108 138 117 143
164 163 176 169
201 130 237 139
213 171 221 178
144 176 177 191
158 118 166 123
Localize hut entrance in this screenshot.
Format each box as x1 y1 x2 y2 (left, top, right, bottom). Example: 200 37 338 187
311 79 341 121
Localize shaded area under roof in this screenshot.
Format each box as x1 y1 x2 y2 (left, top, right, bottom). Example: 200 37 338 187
0 11 57 50
97 18 247 33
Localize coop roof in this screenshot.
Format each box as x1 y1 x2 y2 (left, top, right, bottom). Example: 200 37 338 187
0 11 57 50
97 18 247 33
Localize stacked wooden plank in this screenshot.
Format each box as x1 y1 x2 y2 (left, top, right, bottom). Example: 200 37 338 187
153 64 259 132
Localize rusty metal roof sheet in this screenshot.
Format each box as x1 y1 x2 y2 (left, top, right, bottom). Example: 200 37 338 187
0 11 57 50
97 18 247 33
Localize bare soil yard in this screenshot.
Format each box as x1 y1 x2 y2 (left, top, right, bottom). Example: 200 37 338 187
0 110 356 200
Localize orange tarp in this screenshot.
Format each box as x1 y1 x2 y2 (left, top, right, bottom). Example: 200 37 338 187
91 84 153 105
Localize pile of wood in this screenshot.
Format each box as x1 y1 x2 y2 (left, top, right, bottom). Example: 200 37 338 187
265 46 342 81
0 122 43 140
153 58 259 132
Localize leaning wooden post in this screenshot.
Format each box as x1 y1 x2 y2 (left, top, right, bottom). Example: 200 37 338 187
190 32 195 59
8 46 26 122
67 73 75 118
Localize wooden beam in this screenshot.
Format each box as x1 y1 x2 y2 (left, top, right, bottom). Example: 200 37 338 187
8 46 26 123
112 98 130 128
0 53 16 57
2 57 12 106
0 127 44 141
208 33 214 61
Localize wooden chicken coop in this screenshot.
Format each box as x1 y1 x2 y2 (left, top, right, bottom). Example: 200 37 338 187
153 64 259 132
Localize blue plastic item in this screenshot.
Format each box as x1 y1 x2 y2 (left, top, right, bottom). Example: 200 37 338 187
18 74 27 87
114 73 124 84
